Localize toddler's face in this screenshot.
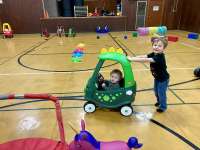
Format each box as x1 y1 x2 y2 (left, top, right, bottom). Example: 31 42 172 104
110 73 120 84
152 40 164 53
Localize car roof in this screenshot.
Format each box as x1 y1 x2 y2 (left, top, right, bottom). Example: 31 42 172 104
99 49 135 88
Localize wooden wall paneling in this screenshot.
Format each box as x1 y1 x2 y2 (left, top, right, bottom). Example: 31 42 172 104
41 16 127 32
1 0 137 33
146 0 165 26
20 0 43 33
2 0 22 33
1 0 43 33
178 0 200 33
122 0 137 30
84 1 98 12
162 0 183 29
41 18 74 33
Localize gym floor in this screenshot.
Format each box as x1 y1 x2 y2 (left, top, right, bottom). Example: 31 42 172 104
0 30 200 149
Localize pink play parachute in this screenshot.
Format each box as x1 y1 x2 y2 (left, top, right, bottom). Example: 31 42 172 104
0 93 142 150
0 94 69 150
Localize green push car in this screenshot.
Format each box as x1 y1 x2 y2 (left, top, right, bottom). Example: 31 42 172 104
65 28 76 37
84 48 136 116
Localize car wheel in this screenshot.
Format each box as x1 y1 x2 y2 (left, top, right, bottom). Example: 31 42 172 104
120 105 133 117
84 102 96 113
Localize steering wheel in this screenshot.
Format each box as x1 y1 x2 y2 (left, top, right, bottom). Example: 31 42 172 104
97 73 104 84
97 73 104 90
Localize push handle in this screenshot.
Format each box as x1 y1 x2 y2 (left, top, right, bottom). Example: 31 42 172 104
0 93 67 146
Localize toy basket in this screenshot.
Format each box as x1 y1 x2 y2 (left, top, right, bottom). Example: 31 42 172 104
0 94 69 150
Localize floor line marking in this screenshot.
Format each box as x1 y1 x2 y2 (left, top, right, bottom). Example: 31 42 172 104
168 88 185 104
0 67 196 76
180 42 200 50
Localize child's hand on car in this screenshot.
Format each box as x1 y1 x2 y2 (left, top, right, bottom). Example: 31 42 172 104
102 83 106 88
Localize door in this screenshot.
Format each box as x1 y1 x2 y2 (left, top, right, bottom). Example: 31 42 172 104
135 1 147 28
146 0 164 26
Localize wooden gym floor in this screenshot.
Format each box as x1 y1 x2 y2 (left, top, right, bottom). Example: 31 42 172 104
0 30 200 149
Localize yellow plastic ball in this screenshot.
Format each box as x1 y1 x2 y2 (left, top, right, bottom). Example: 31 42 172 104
100 48 107 54
109 47 115 52
77 43 85 49
116 48 123 54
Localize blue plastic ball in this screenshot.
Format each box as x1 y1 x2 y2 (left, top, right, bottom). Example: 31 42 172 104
104 25 109 33
96 26 101 33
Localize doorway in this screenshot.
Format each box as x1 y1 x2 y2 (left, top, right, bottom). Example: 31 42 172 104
146 0 164 26
135 1 147 28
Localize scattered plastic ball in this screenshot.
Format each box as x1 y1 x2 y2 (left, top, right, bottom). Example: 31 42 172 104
116 48 123 54
109 47 115 52
77 43 85 49
96 26 101 33
104 25 109 33
100 48 107 54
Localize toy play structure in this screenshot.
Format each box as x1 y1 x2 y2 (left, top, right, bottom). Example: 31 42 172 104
2 23 14 38
84 47 136 116
96 26 110 39
137 26 167 36
71 43 85 62
69 119 142 150
0 94 68 150
41 28 50 38
96 25 110 34
65 28 76 37
57 25 65 37
0 93 142 150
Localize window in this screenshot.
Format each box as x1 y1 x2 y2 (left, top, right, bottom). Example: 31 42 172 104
135 1 147 28
74 6 88 17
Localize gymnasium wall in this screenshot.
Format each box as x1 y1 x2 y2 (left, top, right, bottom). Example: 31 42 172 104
40 0 137 32
146 0 200 33
146 0 165 27
122 0 137 30
1 0 43 33
162 0 183 30
1 0 136 33
178 0 200 33
41 16 127 32
1 0 199 33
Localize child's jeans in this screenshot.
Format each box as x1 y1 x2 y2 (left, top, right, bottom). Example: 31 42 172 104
154 79 169 111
